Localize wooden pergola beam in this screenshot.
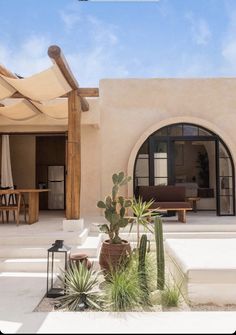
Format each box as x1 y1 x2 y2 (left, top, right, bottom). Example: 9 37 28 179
78 88 99 97
48 45 89 111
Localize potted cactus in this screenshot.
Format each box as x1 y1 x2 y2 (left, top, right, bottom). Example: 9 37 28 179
97 172 132 272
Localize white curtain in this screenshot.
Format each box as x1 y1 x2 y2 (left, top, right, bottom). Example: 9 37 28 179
1 135 13 188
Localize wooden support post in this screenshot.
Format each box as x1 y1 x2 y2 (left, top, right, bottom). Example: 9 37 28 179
66 90 81 219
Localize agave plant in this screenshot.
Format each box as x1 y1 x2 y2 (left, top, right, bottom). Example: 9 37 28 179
56 262 103 311
129 196 160 247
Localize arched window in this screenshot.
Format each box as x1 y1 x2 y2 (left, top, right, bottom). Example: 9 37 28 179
134 123 235 216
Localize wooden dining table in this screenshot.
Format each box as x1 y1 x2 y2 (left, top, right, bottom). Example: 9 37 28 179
0 189 49 224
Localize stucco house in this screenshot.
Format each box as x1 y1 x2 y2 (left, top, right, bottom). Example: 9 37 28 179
0 46 235 222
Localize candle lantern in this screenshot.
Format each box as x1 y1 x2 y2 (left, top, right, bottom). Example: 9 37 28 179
46 239 71 298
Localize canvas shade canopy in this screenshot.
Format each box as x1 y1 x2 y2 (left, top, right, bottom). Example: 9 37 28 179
0 45 99 220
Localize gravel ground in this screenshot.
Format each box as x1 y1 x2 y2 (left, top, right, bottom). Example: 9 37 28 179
34 255 236 313
34 295 236 313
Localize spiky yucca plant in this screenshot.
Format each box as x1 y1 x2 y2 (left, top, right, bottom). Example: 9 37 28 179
130 197 159 247
57 262 103 311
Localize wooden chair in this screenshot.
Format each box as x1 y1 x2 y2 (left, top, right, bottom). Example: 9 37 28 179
0 191 22 225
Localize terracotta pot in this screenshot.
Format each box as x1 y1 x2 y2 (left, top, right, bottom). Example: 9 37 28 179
69 253 92 270
99 239 131 272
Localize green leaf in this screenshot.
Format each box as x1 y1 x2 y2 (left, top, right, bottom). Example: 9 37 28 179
112 185 119 200
118 172 125 183
111 213 120 226
120 206 125 217
97 201 106 209
119 218 129 227
99 224 110 234
112 173 119 185
124 199 132 207
118 196 124 206
105 209 113 223
105 196 112 208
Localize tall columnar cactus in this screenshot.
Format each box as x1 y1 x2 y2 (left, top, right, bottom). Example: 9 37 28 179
154 217 165 290
138 234 149 302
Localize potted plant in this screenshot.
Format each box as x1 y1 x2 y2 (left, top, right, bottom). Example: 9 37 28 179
97 172 132 272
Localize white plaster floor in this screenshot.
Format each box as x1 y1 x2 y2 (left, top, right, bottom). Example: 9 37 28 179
0 211 236 333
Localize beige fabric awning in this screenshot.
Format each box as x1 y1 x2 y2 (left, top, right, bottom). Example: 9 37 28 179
0 64 71 102
0 47 99 128
0 99 40 120
0 76 16 100
34 99 68 119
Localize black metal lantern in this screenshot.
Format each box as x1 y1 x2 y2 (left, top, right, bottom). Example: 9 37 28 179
47 239 71 298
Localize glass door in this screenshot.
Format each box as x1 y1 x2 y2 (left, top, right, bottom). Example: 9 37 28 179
217 142 235 215
150 139 169 186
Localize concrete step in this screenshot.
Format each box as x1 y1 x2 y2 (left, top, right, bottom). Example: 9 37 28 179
0 256 100 273
118 231 236 242
0 228 89 246
0 236 101 258
0 246 48 258
0 257 53 272
89 220 236 233
71 234 102 258
0 271 48 278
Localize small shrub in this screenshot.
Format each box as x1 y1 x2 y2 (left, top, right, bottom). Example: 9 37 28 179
104 254 143 311
161 280 182 308
56 262 103 311
103 250 157 311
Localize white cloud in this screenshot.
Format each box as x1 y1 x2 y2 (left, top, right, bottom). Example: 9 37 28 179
186 12 211 46
0 44 11 65
59 10 129 86
59 2 81 31
0 35 51 77
222 41 236 68
22 35 50 58
221 10 236 73
87 15 118 46
0 8 130 86
66 15 129 86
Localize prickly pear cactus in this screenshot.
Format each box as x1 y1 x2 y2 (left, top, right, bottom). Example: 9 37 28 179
97 172 132 244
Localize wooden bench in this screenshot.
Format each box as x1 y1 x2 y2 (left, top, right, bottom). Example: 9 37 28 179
137 185 192 223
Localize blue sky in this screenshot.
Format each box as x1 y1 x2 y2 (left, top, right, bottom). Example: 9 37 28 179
1 0 236 86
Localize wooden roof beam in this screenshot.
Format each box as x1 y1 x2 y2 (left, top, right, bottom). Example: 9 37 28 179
48 45 89 111
78 88 99 97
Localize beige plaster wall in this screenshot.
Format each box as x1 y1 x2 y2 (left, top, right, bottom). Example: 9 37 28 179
80 125 101 216
1 78 236 216
10 135 36 189
98 79 236 213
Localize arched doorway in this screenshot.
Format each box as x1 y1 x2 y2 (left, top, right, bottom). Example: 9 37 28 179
134 123 235 216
